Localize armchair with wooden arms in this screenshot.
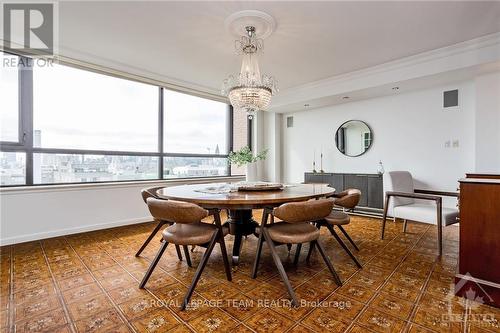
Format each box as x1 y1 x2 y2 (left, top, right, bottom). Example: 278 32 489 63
380 171 459 256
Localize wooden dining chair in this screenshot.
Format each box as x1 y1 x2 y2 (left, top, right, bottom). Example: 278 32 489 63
307 189 362 268
139 198 232 310
330 189 361 249
135 187 190 265
251 199 342 306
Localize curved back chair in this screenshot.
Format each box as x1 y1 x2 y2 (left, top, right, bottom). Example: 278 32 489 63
308 188 363 269
140 198 231 310
251 199 342 306
334 188 361 210
141 186 164 205
137 187 193 266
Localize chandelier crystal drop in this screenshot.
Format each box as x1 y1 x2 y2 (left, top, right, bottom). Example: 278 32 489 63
222 26 278 115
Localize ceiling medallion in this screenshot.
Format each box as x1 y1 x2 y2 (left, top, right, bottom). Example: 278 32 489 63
222 11 278 116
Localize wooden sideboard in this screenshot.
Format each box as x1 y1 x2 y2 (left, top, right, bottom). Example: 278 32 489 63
304 172 383 212
455 174 500 308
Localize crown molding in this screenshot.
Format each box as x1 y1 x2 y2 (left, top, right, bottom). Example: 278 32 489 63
271 31 500 109
1 39 227 102
57 45 227 101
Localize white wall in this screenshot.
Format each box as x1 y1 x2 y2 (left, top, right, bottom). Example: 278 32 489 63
475 72 500 172
253 111 266 181
0 177 243 245
263 112 282 182
279 80 479 207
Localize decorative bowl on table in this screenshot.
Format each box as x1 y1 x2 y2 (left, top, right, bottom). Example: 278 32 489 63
236 182 284 191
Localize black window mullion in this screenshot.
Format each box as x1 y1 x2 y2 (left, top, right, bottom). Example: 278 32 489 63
227 105 233 176
158 87 164 179
160 153 229 158
247 115 253 152
16 57 24 145
30 147 161 156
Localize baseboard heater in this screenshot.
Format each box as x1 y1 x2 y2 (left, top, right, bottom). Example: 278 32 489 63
334 206 384 219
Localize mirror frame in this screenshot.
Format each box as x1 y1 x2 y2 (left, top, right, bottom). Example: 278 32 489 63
335 120 373 157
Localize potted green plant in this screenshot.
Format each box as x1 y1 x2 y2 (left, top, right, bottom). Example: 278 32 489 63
228 146 268 182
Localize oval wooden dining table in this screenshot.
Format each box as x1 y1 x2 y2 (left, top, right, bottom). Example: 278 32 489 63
157 183 335 265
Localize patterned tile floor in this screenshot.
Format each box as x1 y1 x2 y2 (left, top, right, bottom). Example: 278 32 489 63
1 211 499 333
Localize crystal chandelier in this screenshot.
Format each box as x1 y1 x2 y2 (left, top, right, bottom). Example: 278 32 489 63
222 26 278 116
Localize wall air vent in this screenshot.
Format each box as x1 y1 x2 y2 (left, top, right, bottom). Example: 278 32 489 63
286 116 294 128
443 89 458 108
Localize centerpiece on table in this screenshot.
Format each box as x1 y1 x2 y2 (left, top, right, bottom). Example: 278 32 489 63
228 146 268 182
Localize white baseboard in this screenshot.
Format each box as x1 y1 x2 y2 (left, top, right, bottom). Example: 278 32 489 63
0 217 153 246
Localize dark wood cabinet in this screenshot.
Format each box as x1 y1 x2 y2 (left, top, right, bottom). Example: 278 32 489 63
455 175 500 308
304 172 383 211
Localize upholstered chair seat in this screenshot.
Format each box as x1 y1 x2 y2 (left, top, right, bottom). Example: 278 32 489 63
324 211 350 225
162 223 229 245
266 223 320 244
393 203 458 226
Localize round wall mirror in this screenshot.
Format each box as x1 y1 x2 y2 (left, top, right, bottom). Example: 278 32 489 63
335 120 373 157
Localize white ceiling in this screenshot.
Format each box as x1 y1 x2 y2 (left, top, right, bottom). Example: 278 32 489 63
59 1 500 93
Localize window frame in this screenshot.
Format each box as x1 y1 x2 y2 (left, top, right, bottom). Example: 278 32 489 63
0 53 239 187
0 52 28 147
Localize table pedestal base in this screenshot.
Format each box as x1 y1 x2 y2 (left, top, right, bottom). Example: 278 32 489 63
225 209 258 265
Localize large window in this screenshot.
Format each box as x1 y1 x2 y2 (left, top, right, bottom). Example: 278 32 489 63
33 64 158 152
0 54 19 143
0 52 245 186
164 89 229 154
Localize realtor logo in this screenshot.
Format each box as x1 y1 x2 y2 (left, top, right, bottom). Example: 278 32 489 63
443 272 496 328
453 272 494 307
2 2 57 56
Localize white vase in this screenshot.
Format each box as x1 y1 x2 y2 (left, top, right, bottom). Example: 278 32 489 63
246 162 258 182
377 160 385 175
